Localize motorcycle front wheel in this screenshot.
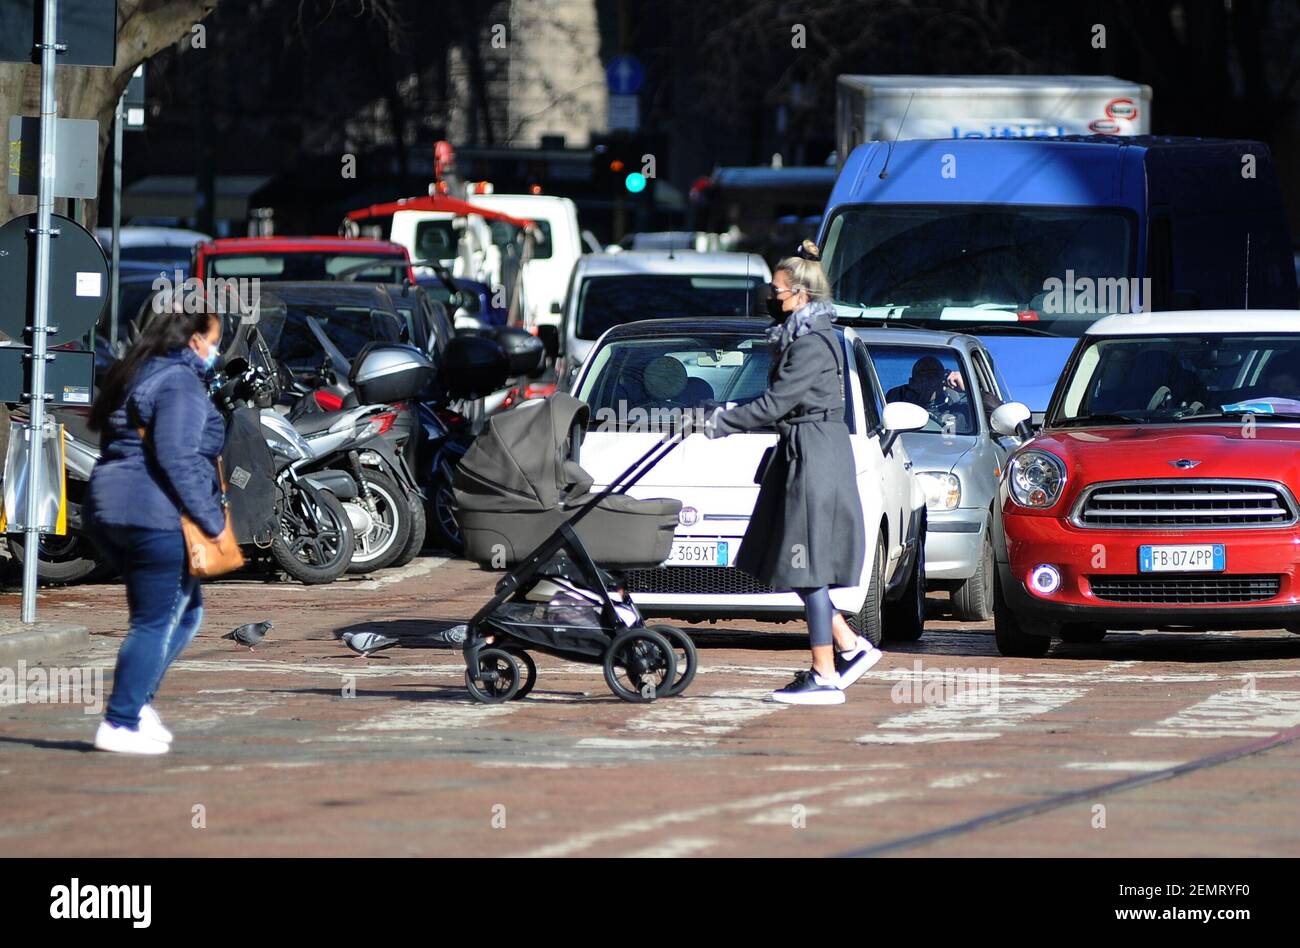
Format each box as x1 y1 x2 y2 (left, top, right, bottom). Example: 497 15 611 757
271 485 355 584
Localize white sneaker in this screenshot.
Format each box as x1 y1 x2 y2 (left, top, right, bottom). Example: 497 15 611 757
835 635 883 688
139 704 174 744
94 720 170 756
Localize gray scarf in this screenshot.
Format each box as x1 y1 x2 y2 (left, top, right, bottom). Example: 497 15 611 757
767 299 836 354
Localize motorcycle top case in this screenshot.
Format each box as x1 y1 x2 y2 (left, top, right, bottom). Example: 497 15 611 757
349 342 436 404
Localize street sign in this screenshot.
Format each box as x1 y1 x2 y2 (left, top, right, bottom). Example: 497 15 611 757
0 0 117 66
123 62 145 130
6 116 100 197
0 213 109 345
605 55 644 96
0 345 94 406
608 94 640 132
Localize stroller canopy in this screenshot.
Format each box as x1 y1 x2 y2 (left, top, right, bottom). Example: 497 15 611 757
456 394 593 511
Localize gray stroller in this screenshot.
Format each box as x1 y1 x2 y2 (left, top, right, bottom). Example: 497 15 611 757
452 395 698 703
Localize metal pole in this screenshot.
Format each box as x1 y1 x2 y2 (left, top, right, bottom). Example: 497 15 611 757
21 0 61 624
110 90 124 355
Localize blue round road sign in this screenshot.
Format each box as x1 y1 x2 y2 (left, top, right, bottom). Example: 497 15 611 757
606 55 644 96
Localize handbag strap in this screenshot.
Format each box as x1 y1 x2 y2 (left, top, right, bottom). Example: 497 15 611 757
809 331 845 401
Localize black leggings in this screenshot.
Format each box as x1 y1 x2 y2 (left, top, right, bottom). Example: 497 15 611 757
795 586 834 648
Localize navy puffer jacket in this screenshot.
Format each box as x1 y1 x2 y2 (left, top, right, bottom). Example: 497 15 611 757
88 348 226 537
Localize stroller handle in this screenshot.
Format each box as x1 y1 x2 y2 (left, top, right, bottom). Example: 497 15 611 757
564 417 695 531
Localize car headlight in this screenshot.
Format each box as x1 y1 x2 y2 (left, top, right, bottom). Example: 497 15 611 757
1008 450 1067 508
916 471 961 510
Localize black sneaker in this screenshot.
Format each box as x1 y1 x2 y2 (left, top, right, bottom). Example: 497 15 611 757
835 635 882 688
770 669 845 705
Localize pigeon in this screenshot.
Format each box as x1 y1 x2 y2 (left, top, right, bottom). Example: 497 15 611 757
342 631 398 656
222 620 272 650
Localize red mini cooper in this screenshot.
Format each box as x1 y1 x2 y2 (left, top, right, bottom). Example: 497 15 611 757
989 311 1300 656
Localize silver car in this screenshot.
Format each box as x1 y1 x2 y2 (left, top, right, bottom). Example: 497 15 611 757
855 328 1020 621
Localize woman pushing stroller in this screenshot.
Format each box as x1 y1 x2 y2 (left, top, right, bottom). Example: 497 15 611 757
704 241 881 705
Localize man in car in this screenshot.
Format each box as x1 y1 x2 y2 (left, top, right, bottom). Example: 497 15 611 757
886 355 968 413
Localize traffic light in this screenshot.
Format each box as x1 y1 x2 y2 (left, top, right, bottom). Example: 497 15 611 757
591 133 655 197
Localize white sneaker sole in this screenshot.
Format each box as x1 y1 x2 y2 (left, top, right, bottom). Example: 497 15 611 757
770 689 846 706
94 724 170 756
837 647 883 688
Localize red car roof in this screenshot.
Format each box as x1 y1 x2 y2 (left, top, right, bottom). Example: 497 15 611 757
200 236 409 254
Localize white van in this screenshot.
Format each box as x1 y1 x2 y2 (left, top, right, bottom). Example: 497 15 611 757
468 193 583 330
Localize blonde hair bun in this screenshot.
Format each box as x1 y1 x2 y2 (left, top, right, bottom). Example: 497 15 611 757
797 239 820 261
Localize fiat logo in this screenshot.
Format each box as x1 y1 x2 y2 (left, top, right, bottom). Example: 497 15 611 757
678 506 699 526
1168 458 1201 469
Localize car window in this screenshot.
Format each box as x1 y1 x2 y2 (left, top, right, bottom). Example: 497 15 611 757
209 252 404 282
575 274 764 339
577 333 772 431
853 341 883 432
276 304 404 375
868 343 976 435
1056 333 1300 423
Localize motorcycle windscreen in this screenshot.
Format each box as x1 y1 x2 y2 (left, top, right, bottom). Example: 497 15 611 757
222 408 278 545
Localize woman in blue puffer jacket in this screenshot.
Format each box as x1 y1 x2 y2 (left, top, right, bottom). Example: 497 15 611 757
87 307 226 755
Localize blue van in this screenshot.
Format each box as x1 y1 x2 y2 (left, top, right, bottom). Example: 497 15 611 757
818 136 1298 413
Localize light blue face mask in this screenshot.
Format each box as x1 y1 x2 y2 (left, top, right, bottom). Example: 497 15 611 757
201 345 219 371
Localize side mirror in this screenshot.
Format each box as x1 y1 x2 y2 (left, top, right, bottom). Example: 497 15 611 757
880 400 929 454
536 323 559 360
443 335 510 400
990 401 1033 437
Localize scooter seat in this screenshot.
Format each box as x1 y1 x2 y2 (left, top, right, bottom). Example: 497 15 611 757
291 410 346 436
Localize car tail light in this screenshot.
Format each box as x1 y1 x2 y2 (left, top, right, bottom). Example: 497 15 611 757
501 386 520 410
313 390 343 411
1017 310 1039 321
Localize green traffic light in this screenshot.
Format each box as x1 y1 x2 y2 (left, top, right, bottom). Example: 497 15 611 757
624 172 647 194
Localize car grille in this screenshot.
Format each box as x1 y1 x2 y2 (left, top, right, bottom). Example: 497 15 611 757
1074 480 1296 529
1088 574 1282 604
623 566 776 596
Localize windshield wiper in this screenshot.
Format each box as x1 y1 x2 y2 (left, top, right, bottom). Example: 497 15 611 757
960 322 1056 337
1055 412 1146 427
1175 409 1300 422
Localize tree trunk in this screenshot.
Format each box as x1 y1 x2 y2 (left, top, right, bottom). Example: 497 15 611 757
0 0 222 229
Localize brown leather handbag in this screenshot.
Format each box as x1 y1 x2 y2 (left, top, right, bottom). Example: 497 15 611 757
139 427 245 578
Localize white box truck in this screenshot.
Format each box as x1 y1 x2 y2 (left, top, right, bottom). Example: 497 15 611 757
836 75 1152 163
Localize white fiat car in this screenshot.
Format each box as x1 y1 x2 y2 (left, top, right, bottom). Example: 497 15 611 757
569 317 930 643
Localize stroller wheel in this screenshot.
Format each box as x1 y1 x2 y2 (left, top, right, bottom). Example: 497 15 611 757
505 648 537 699
646 625 697 697
466 648 521 704
604 628 677 703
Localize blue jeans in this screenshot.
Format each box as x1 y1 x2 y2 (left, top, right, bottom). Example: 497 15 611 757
97 527 203 729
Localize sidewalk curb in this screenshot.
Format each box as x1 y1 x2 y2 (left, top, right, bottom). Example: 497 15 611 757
0 622 90 665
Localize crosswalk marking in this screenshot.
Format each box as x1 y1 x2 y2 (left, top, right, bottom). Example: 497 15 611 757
857 686 1088 744
1131 690 1300 739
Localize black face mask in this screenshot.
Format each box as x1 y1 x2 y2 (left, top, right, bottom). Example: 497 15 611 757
766 296 787 321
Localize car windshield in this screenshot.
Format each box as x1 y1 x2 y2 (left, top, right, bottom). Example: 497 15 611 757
821 204 1135 337
576 274 764 340
1052 333 1300 426
209 252 403 282
576 333 773 431
257 302 404 375
868 344 976 435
